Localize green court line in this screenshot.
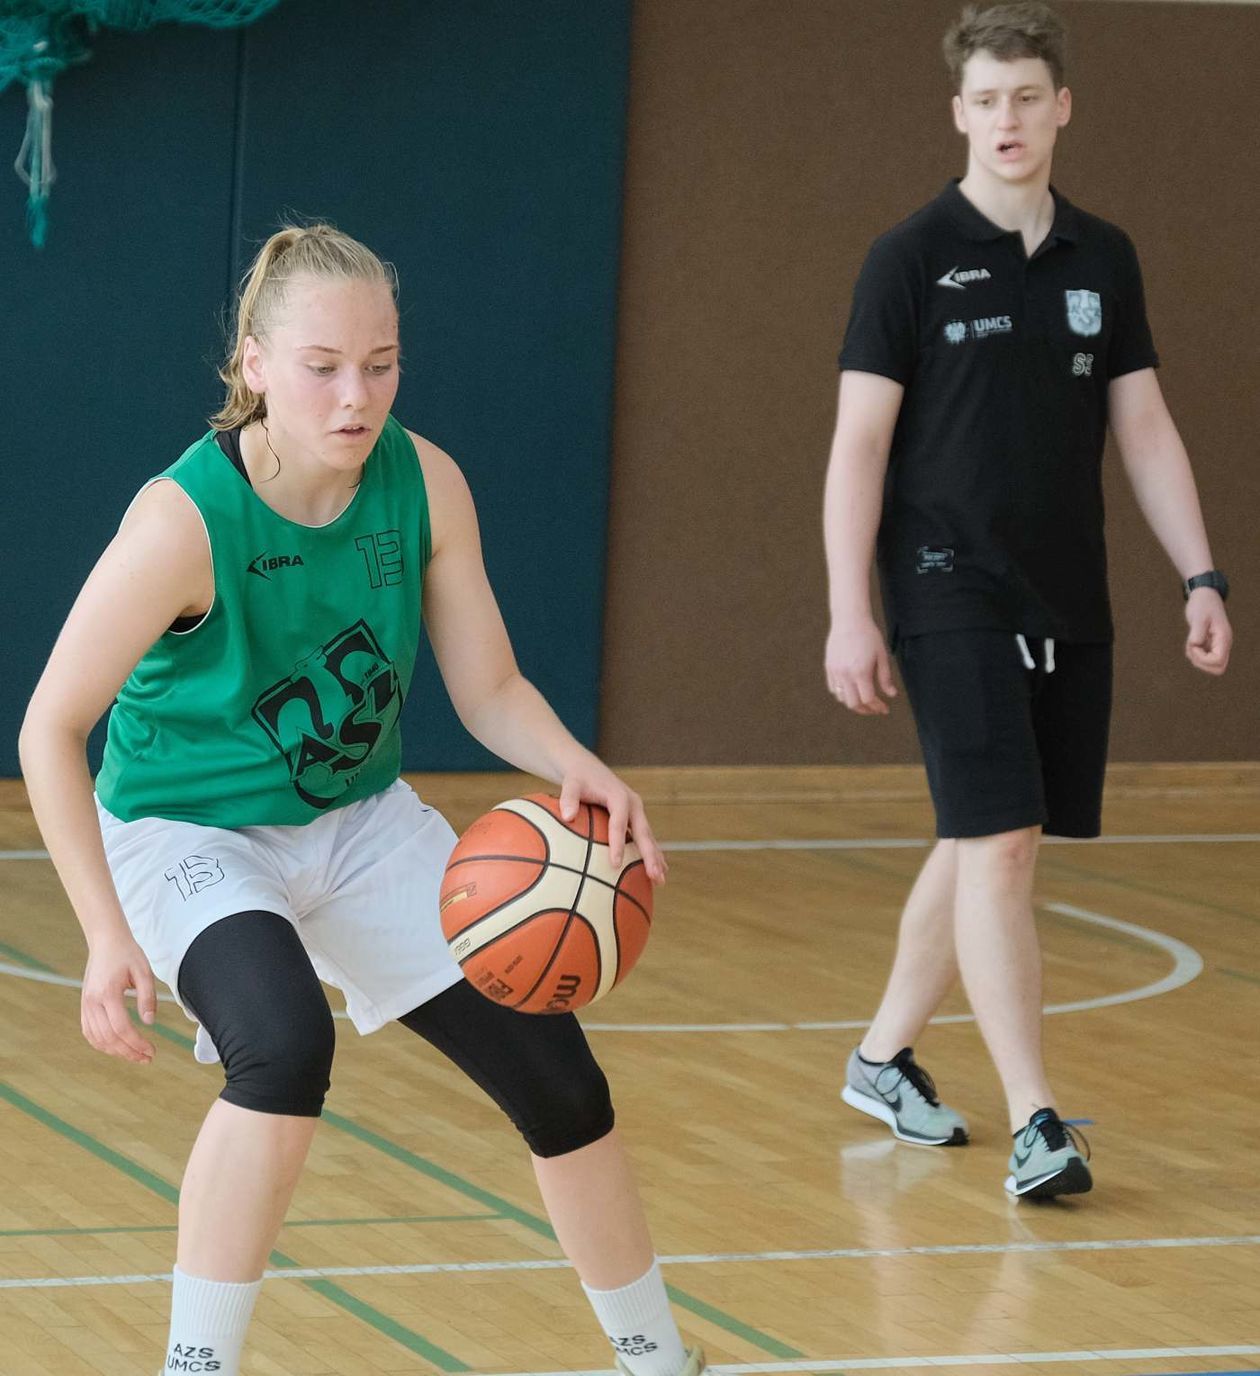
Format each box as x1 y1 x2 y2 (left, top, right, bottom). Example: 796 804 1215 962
323 1109 804 1358
1218 967 1260 987
0 939 54 972
0 1081 470 1373
0 1213 502 1239
136 1007 804 1355
323 1108 556 1239
266 1255 470 1371
662 1283 802 1358
0 1080 179 1205
1038 854 1260 927
18 944 803 1357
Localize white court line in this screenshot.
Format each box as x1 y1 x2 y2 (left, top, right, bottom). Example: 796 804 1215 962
662 834 1260 852
3 834 1259 863
0 901 1206 1033
510 1348 1260 1376
3 1231 1259 1290
585 901 1203 1031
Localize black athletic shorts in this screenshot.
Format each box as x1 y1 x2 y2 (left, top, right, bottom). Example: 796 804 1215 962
896 630 1112 839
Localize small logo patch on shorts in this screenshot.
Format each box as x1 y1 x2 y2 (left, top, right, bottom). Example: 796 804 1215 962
916 546 955 574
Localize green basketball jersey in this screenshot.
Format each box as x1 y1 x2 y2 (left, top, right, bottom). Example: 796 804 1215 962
97 416 428 827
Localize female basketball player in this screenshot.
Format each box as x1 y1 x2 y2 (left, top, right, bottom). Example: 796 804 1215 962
20 224 704 1376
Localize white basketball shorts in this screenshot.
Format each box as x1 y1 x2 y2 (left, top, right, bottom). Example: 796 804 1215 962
96 779 464 1063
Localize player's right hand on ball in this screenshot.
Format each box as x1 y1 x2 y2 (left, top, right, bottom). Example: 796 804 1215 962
82 929 157 1064
825 617 897 716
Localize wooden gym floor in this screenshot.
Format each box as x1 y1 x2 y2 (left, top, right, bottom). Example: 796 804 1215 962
1 764 1258 1376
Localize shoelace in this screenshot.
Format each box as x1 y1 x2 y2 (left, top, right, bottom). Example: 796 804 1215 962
878 1048 942 1106
1024 1109 1091 1160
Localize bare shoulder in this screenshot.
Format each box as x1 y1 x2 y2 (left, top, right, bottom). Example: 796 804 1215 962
405 429 468 495
114 477 212 610
118 476 207 550
405 429 476 550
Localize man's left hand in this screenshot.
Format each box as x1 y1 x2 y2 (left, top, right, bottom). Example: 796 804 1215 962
1185 588 1232 675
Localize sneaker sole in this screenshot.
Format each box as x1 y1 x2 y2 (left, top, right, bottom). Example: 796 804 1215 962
841 1084 968 1146
1004 1156 1093 1200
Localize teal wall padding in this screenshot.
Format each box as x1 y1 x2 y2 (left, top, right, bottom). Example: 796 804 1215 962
1 0 632 774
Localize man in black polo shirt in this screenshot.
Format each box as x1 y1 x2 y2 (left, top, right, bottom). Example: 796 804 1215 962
822 1 1232 1199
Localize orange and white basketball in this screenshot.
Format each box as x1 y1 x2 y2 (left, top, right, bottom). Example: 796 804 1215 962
438 793 652 1014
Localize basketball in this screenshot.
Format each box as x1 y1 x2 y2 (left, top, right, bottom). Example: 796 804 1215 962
438 793 653 1014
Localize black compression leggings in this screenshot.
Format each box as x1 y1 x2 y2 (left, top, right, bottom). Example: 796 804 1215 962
178 911 615 1157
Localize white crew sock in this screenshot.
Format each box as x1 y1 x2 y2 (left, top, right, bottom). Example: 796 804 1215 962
161 1267 261 1375
581 1258 689 1376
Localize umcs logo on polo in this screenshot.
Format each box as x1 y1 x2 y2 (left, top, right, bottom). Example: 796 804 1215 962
944 315 1013 344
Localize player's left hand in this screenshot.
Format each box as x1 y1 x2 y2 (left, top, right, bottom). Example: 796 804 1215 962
1185 589 1232 675
558 762 667 885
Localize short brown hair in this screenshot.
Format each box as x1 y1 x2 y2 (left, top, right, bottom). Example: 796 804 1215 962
943 3 1067 91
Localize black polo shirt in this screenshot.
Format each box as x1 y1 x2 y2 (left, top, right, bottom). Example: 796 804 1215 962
838 180 1159 645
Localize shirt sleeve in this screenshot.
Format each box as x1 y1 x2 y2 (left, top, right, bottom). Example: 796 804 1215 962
1107 232 1160 379
837 235 919 385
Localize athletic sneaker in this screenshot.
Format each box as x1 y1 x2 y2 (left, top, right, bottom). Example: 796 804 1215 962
615 1347 706 1376
1005 1108 1092 1199
841 1046 969 1146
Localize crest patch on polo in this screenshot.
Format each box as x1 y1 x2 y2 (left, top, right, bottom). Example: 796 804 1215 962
1066 289 1102 337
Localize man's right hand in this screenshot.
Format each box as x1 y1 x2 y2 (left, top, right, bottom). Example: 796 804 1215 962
825 618 898 716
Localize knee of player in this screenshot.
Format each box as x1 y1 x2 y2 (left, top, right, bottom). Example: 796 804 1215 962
519 1058 615 1159
961 825 1041 873
219 1001 335 1118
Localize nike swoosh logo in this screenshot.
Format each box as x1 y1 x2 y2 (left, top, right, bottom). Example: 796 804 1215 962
1012 1147 1033 1168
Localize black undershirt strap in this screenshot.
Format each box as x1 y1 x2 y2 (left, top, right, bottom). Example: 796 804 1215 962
214 426 250 481
168 428 249 633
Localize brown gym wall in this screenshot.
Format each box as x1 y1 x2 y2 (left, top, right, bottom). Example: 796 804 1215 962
600 0 1260 765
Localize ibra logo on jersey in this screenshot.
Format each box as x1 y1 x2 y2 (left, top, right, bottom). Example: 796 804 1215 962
246 551 305 579
251 619 403 809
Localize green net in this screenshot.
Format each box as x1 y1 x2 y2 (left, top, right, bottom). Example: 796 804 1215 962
2 0 282 246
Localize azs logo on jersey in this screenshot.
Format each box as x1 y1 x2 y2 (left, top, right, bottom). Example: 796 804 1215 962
252 619 402 809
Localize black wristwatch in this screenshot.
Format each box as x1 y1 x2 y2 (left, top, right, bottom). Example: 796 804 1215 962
1183 570 1229 601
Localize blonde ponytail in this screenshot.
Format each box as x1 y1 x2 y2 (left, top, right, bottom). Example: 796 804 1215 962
211 223 398 430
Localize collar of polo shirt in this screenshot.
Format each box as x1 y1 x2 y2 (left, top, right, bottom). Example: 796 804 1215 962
942 178 1080 249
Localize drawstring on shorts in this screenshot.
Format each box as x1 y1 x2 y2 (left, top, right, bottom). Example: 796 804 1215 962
1015 634 1056 674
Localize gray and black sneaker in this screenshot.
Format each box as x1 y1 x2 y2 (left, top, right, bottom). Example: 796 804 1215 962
841 1046 969 1146
1005 1108 1092 1199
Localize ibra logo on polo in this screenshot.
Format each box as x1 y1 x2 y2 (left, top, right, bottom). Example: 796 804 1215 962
936 265 993 289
